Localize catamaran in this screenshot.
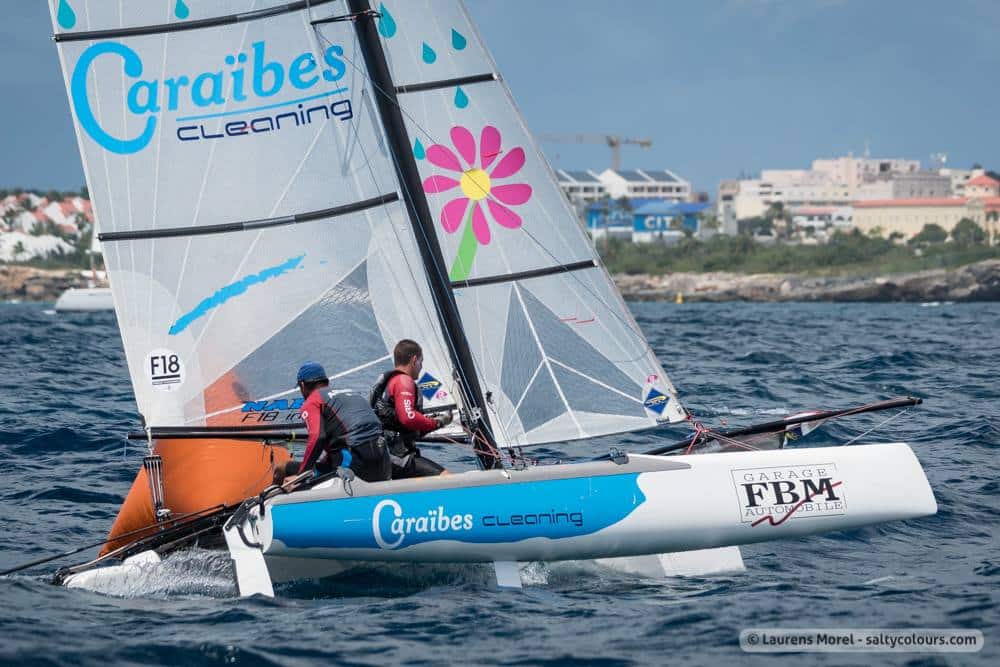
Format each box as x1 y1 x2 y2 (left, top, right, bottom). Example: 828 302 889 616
37 0 935 596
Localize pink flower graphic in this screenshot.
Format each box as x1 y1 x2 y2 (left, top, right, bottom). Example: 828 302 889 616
422 125 532 280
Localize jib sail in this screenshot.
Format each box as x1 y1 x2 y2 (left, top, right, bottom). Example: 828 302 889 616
336 0 688 447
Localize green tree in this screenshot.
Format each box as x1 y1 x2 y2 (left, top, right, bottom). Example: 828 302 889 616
11 240 26 262
699 213 721 231
951 218 986 245
616 196 632 212
910 223 948 245
739 216 772 236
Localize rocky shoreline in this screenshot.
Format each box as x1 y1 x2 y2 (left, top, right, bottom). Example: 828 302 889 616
0 265 103 302
615 259 1000 302
3 260 1000 303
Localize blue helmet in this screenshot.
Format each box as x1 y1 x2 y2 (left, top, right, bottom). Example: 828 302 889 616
296 361 327 383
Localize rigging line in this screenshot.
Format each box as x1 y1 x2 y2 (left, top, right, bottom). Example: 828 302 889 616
841 407 912 447
307 15 451 388
82 0 123 331
148 15 172 337
307 10 441 337
353 9 505 462
118 0 138 328
0 503 227 577
189 12 315 351
337 29 510 450
312 18 502 451
169 17 256 328
309 17 499 452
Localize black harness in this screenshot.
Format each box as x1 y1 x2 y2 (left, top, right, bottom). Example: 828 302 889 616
369 369 424 453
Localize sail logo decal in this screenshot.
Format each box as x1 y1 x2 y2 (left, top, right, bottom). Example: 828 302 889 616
270 474 646 551
70 40 351 154
732 463 846 526
416 372 443 400
240 397 304 424
242 398 303 412
145 348 185 392
643 388 668 414
168 254 304 336
372 500 473 549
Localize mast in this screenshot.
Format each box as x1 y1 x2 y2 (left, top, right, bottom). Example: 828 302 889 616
346 0 499 469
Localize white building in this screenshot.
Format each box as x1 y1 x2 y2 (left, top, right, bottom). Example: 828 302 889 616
812 156 920 193
597 169 691 201
0 231 75 261
719 154 940 223
554 170 607 204
717 180 740 235
855 172 952 200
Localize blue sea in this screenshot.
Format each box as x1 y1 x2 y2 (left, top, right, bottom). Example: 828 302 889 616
0 301 997 666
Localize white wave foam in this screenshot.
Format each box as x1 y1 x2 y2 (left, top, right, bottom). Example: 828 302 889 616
64 548 236 599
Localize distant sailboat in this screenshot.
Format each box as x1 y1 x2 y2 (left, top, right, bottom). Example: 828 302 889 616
54 210 112 311
44 0 935 595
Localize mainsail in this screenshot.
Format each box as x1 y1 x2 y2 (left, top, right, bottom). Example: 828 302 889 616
50 0 458 433
51 0 685 456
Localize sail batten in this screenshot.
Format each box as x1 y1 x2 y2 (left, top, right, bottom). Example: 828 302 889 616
395 73 496 94
99 193 400 242
451 259 597 289
53 0 342 42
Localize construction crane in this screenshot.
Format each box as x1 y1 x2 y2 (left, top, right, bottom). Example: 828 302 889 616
537 134 652 171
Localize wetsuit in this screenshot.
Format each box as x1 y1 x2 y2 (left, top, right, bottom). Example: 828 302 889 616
370 370 446 478
299 387 390 482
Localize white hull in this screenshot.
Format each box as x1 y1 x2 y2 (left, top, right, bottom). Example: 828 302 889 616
225 443 935 596
54 287 113 312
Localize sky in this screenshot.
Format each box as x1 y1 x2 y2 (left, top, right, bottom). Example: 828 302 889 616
2 0 998 194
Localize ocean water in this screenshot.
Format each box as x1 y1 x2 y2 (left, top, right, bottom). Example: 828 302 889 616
0 301 997 666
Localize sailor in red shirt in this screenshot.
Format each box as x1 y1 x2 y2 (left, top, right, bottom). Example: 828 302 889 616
369 340 454 479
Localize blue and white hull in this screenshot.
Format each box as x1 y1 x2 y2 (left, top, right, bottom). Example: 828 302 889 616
224 443 936 596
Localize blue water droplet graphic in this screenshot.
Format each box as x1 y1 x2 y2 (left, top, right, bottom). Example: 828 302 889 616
413 138 426 160
378 3 397 38
422 42 437 64
451 29 467 51
56 0 76 29
454 86 469 109
174 0 190 19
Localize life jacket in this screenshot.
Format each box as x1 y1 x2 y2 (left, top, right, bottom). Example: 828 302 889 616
369 369 423 451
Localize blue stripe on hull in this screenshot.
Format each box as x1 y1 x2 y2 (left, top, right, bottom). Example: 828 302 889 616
271 473 646 551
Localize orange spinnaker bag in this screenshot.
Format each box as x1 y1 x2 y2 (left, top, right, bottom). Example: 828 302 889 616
103 367 298 556
100 440 291 556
